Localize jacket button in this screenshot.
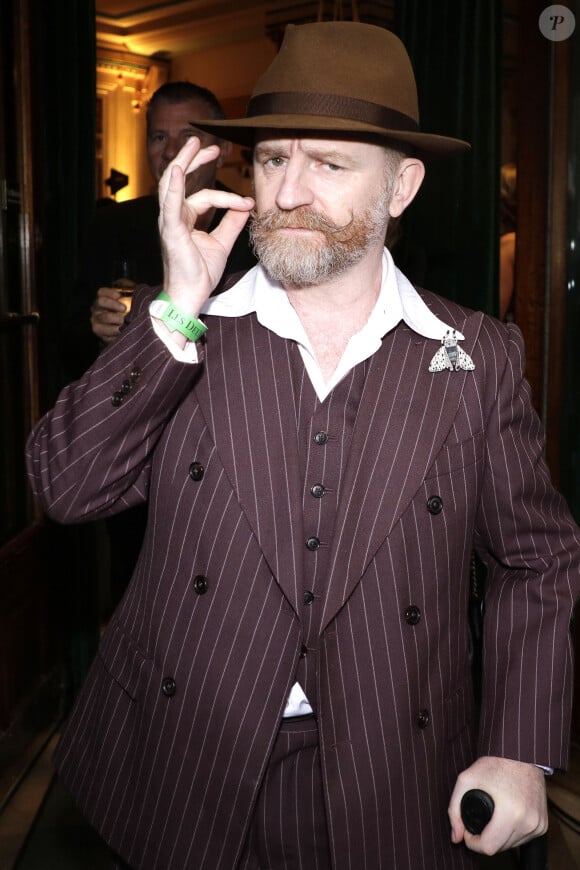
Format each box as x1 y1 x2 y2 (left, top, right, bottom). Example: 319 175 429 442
306 536 320 551
119 379 132 395
405 605 421 625
193 574 208 594
417 708 430 728
130 366 141 382
310 483 325 498
304 590 315 605
313 431 328 445
300 644 308 658
189 462 205 481
111 392 124 406
161 677 176 697
427 495 443 515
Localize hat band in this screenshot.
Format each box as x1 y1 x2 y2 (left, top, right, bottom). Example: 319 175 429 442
247 91 420 133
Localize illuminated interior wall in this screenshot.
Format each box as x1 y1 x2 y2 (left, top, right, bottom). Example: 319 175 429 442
96 51 169 202
171 36 276 99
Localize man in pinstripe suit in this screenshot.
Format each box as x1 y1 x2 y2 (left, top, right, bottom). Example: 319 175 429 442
27 21 580 870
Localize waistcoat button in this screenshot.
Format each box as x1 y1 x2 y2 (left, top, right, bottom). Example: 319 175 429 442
161 677 176 697
305 536 320 551
427 495 443 515
189 461 205 481
310 483 325 498
417 708 430 728
304 590 315 605
404 605 421 625
193 574 208 594
300 644 308 658
313 431 328 445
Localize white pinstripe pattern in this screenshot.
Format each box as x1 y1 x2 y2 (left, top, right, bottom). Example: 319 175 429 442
26 287 580 869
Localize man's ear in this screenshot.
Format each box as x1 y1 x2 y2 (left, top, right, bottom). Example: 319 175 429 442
216 139 232 168
389 158 425 218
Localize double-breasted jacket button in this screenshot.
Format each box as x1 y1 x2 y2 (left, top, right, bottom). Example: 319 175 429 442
310 483 325 498
111 392 124 407
189 461 205 481
193 574 209 594
427 495 443 515
119 379 132 395
306 536 320 551
313 431 328 445
417 708 430 729
404 605 421 625
304 590 315 605
161 677 176 697
300 644 308 658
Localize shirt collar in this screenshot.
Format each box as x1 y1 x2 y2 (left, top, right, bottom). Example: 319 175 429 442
204 248 461 339
202 248 462 400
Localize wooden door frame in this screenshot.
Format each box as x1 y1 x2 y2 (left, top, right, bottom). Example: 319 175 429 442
0 0 66 804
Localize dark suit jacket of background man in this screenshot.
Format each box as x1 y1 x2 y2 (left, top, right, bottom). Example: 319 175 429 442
28 276 580 869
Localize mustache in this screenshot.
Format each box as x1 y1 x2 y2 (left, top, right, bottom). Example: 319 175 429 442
250 207 353 235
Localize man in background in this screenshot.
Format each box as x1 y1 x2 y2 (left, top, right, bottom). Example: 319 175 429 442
64 80 256 378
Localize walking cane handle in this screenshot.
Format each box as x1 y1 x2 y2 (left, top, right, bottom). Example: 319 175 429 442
460 788 548 869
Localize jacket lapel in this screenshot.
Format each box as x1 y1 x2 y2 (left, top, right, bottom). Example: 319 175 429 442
194 315 304 617
321 310 483 631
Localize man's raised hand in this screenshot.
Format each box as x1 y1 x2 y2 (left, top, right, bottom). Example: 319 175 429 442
158 136 254 319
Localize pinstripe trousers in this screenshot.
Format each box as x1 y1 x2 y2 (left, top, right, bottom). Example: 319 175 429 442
238 715 331 870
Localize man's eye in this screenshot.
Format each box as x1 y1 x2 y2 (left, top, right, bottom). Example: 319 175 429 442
323 162 342 172
265 156 285 167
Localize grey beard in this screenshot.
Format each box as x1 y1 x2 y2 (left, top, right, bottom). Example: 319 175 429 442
250 202 389 287
250 226 365 285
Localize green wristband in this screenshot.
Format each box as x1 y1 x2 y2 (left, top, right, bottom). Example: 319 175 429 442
150 291 208 342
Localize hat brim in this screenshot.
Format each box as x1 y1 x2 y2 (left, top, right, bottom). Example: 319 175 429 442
196 115 470 158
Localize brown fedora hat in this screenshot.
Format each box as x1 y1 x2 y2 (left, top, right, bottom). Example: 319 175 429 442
195 21 470 157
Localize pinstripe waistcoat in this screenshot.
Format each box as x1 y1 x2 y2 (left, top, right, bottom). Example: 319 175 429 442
26 284 580 870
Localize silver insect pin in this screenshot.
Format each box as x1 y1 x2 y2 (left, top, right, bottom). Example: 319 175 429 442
429 329 475 372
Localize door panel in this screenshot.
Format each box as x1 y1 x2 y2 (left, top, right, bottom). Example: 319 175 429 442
0 0 66 802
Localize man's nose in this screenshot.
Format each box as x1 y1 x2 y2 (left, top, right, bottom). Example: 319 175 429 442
275 158 314 211
162 137 180 161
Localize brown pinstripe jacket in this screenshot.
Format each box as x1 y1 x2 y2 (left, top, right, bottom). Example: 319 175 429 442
26 282 580 869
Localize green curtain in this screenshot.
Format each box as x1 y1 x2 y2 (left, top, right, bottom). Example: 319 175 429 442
394 0 501 315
